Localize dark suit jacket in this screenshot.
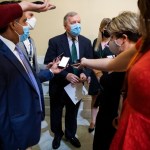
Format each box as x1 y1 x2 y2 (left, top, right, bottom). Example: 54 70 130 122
0 39 44 150
44 33 93 94
0 4 22 29
17 38 54 83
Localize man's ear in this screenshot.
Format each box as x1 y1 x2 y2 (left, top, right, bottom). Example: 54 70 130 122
122 34 128 40
121 34 128 44
64 23 67 29
9 21 17 31
64 25 68 32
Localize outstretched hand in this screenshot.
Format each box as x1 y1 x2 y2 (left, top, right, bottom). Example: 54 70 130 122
72 57 87 70
47 58 64 74
19 0 56 13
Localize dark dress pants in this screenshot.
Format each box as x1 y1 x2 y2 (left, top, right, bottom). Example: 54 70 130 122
50 89 80 138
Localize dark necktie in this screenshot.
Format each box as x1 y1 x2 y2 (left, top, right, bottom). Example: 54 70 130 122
15 45 42 111
71 39 78 75
71 39 77 63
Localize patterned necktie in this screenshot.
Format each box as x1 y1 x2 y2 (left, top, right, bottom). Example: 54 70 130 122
71 39 78 75
28 38 33 63
15 45 42 111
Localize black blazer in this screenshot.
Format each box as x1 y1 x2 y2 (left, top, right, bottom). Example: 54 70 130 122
44 33 93 92
92 38 113 58
0 39 44 150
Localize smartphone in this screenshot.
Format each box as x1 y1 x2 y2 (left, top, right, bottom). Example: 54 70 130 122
32 1 44 4
33 1 56 10
71 59 81 67
58 56 70 68
71 63 80 67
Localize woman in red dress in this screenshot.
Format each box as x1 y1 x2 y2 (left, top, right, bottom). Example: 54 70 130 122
78 0 150 149
110 0 150 148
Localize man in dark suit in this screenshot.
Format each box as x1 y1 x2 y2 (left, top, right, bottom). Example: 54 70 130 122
44 11 93 149
0 11 58 150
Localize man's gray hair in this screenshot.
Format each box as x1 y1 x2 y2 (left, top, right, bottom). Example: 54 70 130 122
63 12 78 25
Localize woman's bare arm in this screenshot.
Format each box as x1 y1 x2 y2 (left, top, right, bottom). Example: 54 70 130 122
19 0 56 12
80 46 137 72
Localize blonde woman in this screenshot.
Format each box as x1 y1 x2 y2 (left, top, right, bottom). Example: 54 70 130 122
88 18 112 133
79 11 140 149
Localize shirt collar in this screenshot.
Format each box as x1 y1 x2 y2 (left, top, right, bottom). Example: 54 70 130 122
66 32 78 42
0 35 16 52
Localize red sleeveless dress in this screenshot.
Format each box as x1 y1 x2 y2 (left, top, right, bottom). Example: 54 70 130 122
110 39 150 150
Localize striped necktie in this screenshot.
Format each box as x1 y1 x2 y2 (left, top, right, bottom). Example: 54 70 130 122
15 45 42 111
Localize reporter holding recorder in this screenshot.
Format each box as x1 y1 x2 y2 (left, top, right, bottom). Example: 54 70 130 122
79 0 150 148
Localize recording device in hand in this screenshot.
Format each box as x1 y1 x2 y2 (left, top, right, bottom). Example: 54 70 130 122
58 56 70 69
33 1 44 4
71 59 81 67
53 52 64 61
53 52 69 69
33 1 56 9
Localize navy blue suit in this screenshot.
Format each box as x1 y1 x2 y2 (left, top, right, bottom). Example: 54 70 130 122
0 39 44 150
44 33 93 138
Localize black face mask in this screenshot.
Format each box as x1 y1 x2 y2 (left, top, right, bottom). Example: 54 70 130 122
102 30 110 38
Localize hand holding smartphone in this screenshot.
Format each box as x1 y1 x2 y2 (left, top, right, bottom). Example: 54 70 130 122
33 1 44 4
53 53 64 61
58 56 70 68
33 1 56 10
71 63 81 67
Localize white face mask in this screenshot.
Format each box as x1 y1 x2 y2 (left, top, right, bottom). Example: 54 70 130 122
109 40 121 55
26 17 37 30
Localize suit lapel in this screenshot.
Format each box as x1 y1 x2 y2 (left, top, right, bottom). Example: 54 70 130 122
60 33 72 63
0 40 36 90
78 35 84 59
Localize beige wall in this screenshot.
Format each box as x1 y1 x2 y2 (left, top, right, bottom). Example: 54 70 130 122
29 0 138 56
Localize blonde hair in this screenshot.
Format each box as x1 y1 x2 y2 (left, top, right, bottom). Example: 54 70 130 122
108 11 139 35
94 18 111 51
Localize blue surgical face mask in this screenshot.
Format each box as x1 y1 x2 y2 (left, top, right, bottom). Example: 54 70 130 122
70 23 81 37
15 22 30 42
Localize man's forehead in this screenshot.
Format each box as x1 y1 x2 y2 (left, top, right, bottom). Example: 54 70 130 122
68 15 80 21
20 13 27 20
15 13 27 23
25 11 34 17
